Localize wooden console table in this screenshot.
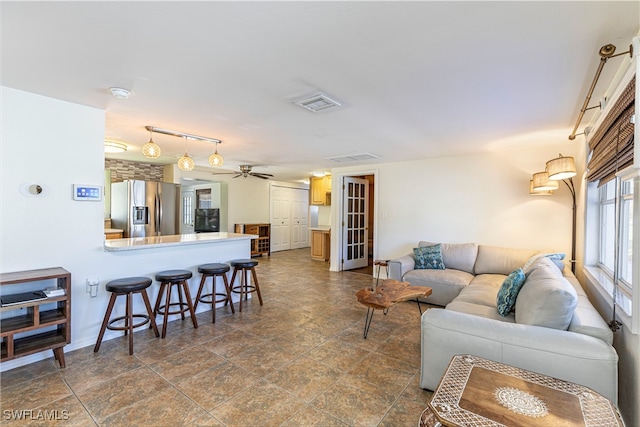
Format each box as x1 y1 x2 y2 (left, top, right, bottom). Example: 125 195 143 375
355 279 431 339
0 267 71 368
422 354 623 427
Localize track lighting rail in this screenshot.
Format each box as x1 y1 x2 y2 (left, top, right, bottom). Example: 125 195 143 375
145 126 221 144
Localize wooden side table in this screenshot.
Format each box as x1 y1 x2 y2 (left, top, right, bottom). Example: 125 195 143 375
422 354 624 427
355 279 431 339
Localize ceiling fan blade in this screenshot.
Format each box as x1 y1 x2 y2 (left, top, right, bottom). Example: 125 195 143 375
211 172 237 175
252 172 274 178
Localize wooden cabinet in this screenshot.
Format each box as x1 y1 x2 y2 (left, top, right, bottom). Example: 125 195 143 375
0 267 71 367
310 175 332 205
311 230 330 261
237 223 271 256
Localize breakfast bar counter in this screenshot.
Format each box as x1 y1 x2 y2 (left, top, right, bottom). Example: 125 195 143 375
104 232 257 252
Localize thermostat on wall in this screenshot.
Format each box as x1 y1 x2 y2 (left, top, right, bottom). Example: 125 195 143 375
73 184 102 201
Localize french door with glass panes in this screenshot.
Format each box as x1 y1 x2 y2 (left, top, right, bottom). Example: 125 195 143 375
341 177 369 270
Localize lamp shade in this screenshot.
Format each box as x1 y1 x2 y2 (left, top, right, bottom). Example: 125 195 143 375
142 135 161 158
208 145 224 167
177 153 195 171
532 172 559 191
529 180 554 195
546 156 576 180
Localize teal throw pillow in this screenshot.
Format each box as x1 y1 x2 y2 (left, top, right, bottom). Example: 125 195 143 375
496 268 526 317
413 244 445 270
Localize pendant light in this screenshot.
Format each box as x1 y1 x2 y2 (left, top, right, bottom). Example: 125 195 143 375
142 129 161 158
177 137 195 171
208 142 224 167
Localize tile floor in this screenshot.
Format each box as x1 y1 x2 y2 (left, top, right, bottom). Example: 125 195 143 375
0 248 433 426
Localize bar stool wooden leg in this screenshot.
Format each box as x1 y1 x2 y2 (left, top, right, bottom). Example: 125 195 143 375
126 292 134 354
94 293 117 352
141 289 159 338
181 280 198 329
250 267 263 305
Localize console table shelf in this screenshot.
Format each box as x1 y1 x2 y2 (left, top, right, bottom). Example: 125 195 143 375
0 267 71 367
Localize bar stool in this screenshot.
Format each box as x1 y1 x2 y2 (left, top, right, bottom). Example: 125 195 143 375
94 277 159 355
229 259 263 312
194 263 234 323
153 269 198 338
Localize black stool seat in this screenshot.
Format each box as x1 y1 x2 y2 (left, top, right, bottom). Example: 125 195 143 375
155 270 193 281
195 263 234 323
198 263 231 275
229 259 263 312
230 259 258 268
153 269 198 338
94 276 159 355
105 277 152 293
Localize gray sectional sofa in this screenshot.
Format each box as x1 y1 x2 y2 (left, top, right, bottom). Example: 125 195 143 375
388 242 618 403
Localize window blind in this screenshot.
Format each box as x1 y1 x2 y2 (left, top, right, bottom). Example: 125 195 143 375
586 76 636 186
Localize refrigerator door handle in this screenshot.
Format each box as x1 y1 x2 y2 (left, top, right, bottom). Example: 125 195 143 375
156 194 162 235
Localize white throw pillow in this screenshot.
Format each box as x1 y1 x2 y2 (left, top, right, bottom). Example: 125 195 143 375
515 257 577 330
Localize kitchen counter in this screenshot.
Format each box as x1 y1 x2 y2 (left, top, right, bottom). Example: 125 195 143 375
309 226 331 232
104 232 257 252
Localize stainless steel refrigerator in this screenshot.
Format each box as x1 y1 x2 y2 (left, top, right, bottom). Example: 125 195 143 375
111 180 181 237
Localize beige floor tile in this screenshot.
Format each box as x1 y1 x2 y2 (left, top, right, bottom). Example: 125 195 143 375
210 380 306 426
266 356 341 402
74 367 172 423
311 375 397 426
147 345 225 382
1 372 71 412
0 359 56 390
281 405 349 426
100 387 207 427
172 361 261 411
378 396 430 427
305 339 372 373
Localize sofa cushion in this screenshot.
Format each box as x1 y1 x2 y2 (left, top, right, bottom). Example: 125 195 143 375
496 268 526 316
419 241 478 274
403 269 473 306
523 253 567 273
413 244 445 270
454 274 505 307
446 300 515 322
474 245 541 275
515 257 578 330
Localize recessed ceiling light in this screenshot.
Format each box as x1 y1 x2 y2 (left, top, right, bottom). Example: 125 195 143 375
109 87 131 99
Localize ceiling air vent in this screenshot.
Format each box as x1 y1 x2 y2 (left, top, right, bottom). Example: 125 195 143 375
326 153 379 163
294 93 342 112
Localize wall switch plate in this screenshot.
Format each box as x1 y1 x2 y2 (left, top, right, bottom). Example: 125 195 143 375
86 278 99 297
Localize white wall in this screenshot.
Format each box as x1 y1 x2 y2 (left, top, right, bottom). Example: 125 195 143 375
331 147 579 266
0 88 252 371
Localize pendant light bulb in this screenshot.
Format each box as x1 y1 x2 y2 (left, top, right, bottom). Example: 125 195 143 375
177 136 195 171
208 143 224 167
142 130 161 158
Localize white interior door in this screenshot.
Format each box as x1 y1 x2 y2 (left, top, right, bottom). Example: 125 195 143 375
290 188 309 249
270 186 291 252
181 190 194 234
341 177 369 270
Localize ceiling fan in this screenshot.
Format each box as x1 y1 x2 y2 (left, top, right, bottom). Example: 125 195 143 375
212 164 274 179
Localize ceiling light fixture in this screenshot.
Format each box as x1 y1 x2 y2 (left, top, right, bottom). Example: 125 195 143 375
142 129 162 158
208 142 224 167
104 140 127 153
177 137 195 171
109 87 131 99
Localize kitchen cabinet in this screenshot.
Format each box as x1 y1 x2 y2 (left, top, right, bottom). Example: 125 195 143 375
0 267 71 367
311 229 330 261
310 175 331 205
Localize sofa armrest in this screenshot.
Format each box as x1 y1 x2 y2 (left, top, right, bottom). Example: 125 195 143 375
388 255 415 281
421 308 619 403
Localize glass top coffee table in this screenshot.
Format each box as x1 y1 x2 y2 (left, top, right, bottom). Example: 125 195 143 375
420 354 623 427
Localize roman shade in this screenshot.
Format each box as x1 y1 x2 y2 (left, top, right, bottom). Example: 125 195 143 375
586 75 635 186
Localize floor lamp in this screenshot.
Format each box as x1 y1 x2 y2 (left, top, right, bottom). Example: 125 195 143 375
531 154 577 274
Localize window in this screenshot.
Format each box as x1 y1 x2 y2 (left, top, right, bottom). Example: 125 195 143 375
196 189 211 209
591 171 637 331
